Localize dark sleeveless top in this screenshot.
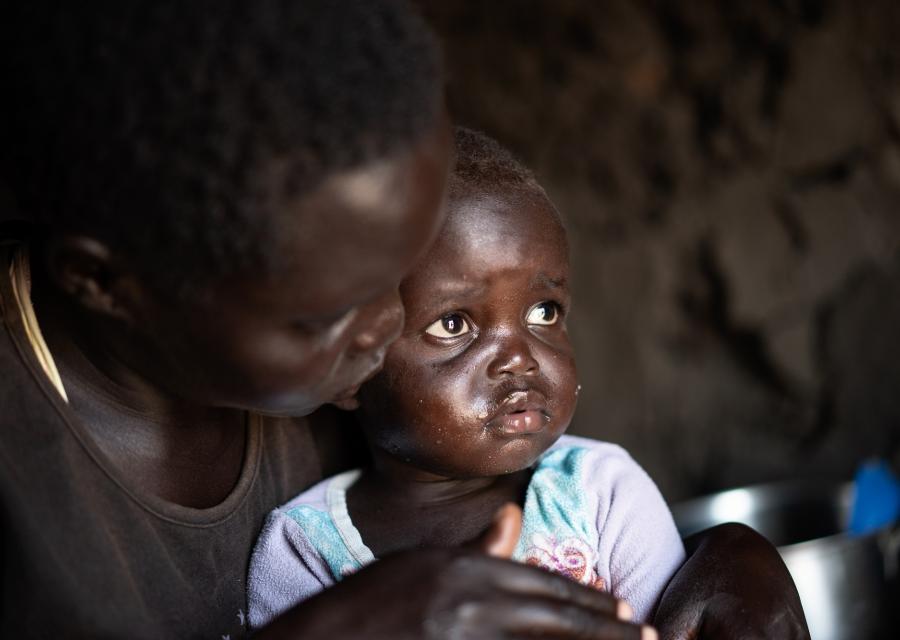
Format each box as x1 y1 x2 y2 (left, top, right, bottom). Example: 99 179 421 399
0 237 328 638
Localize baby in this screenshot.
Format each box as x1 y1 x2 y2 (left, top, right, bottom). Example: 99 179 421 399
248 128 686 630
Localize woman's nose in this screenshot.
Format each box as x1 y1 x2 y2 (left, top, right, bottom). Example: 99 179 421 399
351 289 404 354
487 332 539 379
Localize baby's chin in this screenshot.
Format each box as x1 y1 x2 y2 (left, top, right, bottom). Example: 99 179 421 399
424 436 560 479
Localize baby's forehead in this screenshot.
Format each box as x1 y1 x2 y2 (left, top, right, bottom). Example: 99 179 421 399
399 186 571 292
442 185 566 249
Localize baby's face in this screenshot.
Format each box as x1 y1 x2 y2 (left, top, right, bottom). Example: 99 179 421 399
357 186 577 478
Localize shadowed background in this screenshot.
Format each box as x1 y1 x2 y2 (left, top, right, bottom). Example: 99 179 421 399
417 0 900 500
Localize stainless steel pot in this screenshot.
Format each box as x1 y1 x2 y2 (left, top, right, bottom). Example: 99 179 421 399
671 480 899 640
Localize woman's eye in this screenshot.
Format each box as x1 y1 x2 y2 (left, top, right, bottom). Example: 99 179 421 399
424 314 471 338
526 302 560 326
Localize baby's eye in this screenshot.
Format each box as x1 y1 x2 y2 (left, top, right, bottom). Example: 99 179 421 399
424 314 471 338
526 302 560 326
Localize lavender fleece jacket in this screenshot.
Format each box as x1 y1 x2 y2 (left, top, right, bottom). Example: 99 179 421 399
247 434 686 628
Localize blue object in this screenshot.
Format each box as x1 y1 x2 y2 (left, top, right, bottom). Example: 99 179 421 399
849 460 900 536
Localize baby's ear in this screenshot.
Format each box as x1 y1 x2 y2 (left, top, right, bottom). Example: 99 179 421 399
476 503 523 559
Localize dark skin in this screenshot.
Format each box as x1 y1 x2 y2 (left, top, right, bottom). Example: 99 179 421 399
655 524 810 639
23 110 810 637
352 186 578 556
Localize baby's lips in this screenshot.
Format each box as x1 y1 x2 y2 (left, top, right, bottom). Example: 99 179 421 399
488 388 548 417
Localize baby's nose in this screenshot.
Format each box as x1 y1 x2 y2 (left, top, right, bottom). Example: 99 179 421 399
487 334 539 378
351 290 404 354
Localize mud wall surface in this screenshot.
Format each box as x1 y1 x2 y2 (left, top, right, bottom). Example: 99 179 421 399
419 0 900 499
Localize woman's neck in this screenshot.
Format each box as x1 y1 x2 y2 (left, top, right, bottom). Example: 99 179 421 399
29 271 247 509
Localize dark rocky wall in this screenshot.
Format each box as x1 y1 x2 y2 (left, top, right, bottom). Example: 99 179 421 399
418 0 900 499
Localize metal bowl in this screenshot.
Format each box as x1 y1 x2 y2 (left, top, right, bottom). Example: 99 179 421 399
672 480 898 640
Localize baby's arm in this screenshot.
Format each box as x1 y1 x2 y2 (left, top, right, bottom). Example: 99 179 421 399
247 510 334 630
585 442 686 622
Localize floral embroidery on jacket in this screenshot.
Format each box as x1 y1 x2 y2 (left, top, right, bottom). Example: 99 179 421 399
523 533 605 590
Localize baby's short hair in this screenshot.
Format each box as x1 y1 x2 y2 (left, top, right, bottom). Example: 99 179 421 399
1 1 442 291
449 127 542 199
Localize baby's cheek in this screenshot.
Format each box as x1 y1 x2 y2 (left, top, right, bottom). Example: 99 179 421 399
546 354 577 390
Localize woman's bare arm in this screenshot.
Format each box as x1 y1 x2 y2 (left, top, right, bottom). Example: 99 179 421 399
654 523 810 640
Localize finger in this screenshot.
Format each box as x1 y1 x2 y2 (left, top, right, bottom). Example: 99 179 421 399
478 556 628 619
475 599 657 640
478 503 523 559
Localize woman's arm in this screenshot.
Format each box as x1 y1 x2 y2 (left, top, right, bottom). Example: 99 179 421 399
653 523 810 640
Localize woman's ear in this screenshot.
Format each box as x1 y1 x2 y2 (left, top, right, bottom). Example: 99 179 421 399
43 235 140 323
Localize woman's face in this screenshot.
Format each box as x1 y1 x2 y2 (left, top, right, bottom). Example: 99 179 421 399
128 119 453 416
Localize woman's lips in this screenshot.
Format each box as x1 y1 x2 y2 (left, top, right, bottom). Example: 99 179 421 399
331 386 362 411
486 390 549 435
330 350 386 411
